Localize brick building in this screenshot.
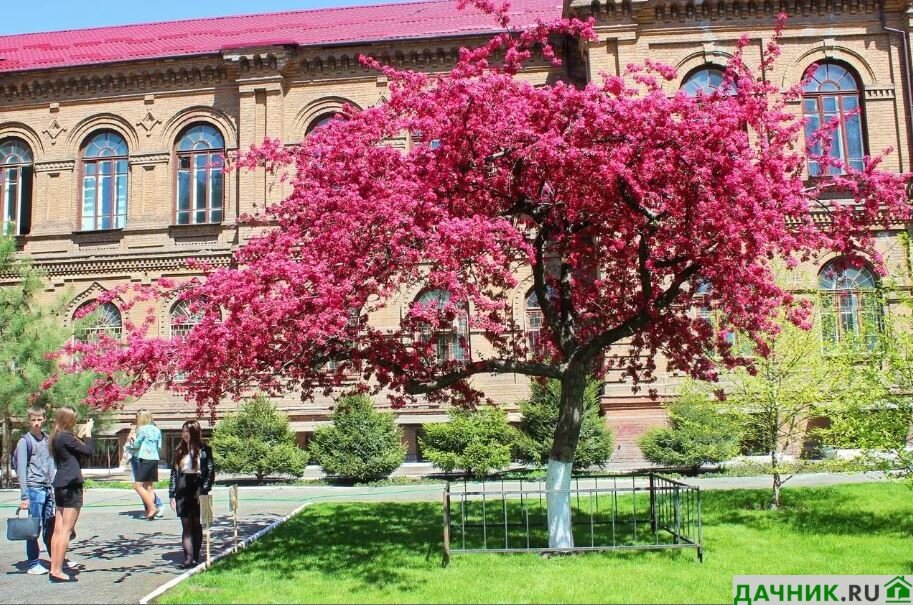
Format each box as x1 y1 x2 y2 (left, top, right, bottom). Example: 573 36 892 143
0 0 910 465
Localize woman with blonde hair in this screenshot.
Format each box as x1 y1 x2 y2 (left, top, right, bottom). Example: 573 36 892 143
124 409 162 520
49 406 93 583
168 420 214 568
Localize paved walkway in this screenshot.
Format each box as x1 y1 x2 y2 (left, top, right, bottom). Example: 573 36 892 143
0 472 888 604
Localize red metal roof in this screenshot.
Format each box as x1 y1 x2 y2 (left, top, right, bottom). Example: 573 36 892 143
0 0 562 74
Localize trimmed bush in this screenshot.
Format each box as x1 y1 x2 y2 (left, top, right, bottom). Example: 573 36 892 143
514 377 614 470
638 386 742 474
210 395 308 483
420 407 518 478
309 393 406 483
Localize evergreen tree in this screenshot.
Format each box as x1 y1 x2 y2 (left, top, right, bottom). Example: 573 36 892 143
515 377 614 470
210 395 308 483
639 382 742 474
420 406 519 478
309 392 406 483
0 236 97 487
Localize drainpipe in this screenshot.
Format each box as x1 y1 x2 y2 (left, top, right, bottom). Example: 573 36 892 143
881 0 913 171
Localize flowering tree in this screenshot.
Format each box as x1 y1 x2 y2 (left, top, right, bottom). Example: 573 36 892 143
63 2 910 547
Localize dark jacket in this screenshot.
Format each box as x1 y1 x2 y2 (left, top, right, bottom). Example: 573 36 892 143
168 445 215 498
51 432 93 488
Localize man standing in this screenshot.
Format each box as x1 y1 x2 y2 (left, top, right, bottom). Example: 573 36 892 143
15 405 56 575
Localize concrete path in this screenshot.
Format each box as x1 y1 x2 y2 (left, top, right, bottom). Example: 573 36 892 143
0 471 888 604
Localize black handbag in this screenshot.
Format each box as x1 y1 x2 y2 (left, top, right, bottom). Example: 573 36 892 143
6 508 40 541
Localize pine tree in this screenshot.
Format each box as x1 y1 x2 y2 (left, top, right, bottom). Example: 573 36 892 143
0 235 97 487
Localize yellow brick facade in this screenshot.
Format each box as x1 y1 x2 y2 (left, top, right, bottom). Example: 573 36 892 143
1 0 911 463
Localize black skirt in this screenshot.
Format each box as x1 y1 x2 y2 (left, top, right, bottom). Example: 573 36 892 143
174 472 202 518
134 458 159 482
55 485 84 509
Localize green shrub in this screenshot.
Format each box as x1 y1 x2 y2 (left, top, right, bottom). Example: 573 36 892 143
309 393 406 483
638 386 742 474
420 407 517 478
514 377 614 470
210 395 308 483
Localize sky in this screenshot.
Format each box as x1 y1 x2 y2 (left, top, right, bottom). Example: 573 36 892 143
0 0 411 35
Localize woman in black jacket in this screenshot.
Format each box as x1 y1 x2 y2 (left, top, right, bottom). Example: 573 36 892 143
168 419 214 568
49 406 94 583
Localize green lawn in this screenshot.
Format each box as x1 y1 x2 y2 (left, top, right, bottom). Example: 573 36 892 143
160 483 913 604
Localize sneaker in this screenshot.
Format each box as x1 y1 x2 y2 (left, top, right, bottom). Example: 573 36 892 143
27 563 49 575
155 506 164 519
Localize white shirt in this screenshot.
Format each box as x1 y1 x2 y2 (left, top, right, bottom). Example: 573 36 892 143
180 453 199 474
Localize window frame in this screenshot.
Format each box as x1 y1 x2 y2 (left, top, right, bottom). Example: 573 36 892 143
173 124 225 226
0 138 33 236
413 289 470 363
525 289 545 355
680 65 730 97
818 260 881 350
79 131 129 231
801 62 867 177
305 112 341 136
74 301 123 343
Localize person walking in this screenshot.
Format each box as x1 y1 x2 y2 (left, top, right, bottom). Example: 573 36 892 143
168 420 214 568
14 404 56 575
125 409 163 520
123 416 163 517
48 406 93 583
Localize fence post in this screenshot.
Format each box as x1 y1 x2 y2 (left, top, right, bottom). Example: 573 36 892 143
442 483 451 567
201 493 213 565
648 474 657 534
697 489 703 562
673 488 681 545
229 484 239 549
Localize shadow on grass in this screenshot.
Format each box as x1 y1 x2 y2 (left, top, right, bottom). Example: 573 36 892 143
704 486 913 537
213 502 442 592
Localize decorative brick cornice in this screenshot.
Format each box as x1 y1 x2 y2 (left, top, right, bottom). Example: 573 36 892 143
33 159 75 173
569 0 882 23
25 251 233 278
131 153 171 166
222 46 297 77
864 85 896 100
0 61 229 103
297 42 496 78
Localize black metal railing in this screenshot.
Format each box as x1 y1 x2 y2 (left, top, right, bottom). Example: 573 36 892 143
442 473 702 564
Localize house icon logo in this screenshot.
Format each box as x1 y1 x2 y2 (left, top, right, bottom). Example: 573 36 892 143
885 576 913 604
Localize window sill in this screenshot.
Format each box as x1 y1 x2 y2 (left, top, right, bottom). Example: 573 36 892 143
168 222 223 233
168 223 223 245
72 229 125 245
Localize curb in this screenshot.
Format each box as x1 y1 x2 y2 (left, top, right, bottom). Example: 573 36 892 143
138 500 314 605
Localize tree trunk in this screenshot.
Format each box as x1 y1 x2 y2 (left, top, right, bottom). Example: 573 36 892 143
770 449 781 510
546 368 588 549
1 415 11 489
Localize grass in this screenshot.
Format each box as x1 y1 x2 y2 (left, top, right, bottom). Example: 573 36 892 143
159 482 913 604
84 479 169 490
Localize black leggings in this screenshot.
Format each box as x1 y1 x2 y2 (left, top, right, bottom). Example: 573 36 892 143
180 515 203 563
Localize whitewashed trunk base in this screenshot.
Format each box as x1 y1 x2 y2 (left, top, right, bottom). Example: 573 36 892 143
546 458 574 549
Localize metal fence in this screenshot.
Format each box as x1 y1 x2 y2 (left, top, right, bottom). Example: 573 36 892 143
442 473 702 564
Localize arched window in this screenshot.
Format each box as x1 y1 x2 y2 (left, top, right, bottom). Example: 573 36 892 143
0 138 33 236
414 289 469 362
175 124 224 225
170 299 203 340
74 301 123 342
306 113 339 136
525 289 544 353
818 260 880 348
681 67 728 96
802 63 865 176
81 131 128 231
696 282 738 349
